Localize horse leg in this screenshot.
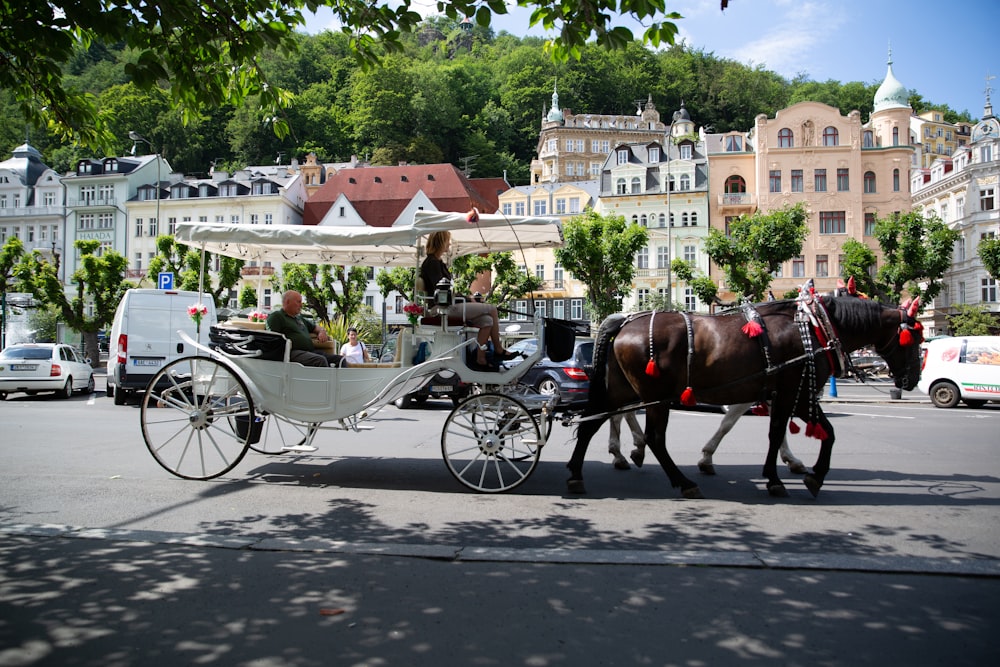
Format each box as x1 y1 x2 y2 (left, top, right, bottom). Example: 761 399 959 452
644 406 703 499
626 411 646 467
697 401 752 475
567 414 604 494
779 436 807 474
762 411 789 498
803 412 835 497
607 415 631 470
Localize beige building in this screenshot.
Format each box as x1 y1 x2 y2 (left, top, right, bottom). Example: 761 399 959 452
531 86 668 185
911 109 973 170
707 54 914 299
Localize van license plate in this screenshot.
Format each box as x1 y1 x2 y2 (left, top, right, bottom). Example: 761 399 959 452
11 364 35 371
431 385 452 393
132 359 161 367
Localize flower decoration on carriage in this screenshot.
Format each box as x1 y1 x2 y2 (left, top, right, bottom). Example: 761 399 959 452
187 302 209 326
247 311 267 323
403 302 424 326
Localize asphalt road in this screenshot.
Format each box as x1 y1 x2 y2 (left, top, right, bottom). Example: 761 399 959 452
1 376 998 666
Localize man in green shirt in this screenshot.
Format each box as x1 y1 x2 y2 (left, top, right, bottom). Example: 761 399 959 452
267 290 343 367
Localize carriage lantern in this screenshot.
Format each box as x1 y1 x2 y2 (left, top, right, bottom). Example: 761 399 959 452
433 278 454 311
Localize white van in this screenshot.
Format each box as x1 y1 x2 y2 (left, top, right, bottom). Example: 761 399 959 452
107 289 217 405
918 335 1000 408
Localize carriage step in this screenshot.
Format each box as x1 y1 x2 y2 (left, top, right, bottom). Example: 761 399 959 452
281 444 318 453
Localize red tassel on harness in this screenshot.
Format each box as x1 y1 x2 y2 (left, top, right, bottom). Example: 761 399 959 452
750 403 769 416
804 422 815 438
645 359 660 377
812 423 829 440
741 320 763 338
899 327 913 346
788 420 800 434
680 387 696 406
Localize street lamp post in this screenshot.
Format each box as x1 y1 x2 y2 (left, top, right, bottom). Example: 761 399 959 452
665 119 674 308
129 131 159 279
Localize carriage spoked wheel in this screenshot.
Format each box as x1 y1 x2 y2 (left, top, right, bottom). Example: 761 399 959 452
140 356 254 480
441 392 542 493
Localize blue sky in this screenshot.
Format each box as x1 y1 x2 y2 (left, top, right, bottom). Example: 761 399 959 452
303 0 999 119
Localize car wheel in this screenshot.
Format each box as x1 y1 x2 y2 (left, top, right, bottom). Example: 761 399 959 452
395 394 413 409
83 374 95 395
928 381 960 409
60 377 74 399
964 399 987 409
114 387 126 405
537 377 561 403
106 383 114 398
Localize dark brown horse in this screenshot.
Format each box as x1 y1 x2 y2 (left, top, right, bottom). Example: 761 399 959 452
567 294 924 498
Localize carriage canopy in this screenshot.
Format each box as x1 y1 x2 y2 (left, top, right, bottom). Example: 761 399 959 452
174 210 564 267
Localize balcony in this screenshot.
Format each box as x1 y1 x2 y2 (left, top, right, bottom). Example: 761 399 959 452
0 205 65 217
67 196 117 208
241 266 276 276
717 192 756 211
126 269 146 279
635 268 670 278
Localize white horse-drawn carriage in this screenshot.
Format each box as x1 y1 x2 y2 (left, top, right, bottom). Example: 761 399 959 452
139 211 574 492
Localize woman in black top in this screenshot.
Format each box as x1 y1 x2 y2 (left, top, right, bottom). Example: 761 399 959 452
421 231 516 367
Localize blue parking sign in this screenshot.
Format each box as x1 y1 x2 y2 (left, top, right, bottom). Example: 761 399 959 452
158 272 174 290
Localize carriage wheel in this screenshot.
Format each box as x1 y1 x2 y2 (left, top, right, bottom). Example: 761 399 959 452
441 392 542 493
141 357 253 480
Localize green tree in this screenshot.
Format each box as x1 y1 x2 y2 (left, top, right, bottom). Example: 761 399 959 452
979 237 1000 280
554 209 648 321
238 286 259 310
27 305 61 343
147 235 243 308
875 211 958 305
375 266 417 303
704 203 809 302
670 258 718 311
15 240 131 364
451 253 543 309
948 303 997 336
1 237 26 347
278 263 370 328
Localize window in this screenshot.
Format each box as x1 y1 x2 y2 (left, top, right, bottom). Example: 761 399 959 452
636 247 648 269
535 264 545 281
791 170 803 192
552 299 565 319
569 197 581 214
501 202 512 216
79 213 94 230
683 245 696 263
863 131 874 148
680 144 692 160
631 176 641 194
892 127 899 146
684 288 697 311
589 163 602 177
814 169 827 192
982 144 994 163
515 300 528 322
533 200 547 215
43 192 55 206
231 215 240 224
769 170 781 193
636 288 649 305
616 178 627 195
724 175 746 193
515 201 525 216
981 187 996 211
816 254 829 277
555 198 566 214
983 278 998 303
657 213 666 227
134 252 142 271
135 218 143 237
725 135 743 152
534 300 547 318
778 128 794 148
822 126 839 146
958 281 967 304
893 168 900 192
27 226 34 242
820 211 846 234
649 147 660 162
792 256 805 278
657 246 669 269
149 217 157 236
99 213 113 228
837 168 849 192
250 213 259 225
865 212 877 235
679 174 690 190
554 264 564 288
955 235 966 262
571 299 583 320
617 149 629 165
864 171 876 194
690 211 698 226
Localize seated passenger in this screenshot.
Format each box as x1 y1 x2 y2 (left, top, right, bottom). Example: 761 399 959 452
266 290 344 367
420 230 517 368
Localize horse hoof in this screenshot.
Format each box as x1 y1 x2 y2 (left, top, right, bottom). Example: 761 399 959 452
698 462 716 475
630 452 645 468
681 486 704 500
787 462 808 475
567 479 587 494
804 475 822 498
767 483 789 498
612 459 630 471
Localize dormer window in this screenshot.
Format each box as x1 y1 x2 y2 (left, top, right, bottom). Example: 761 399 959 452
679 144 692 160
648 147 660 162
617 149 629 165
725 135 742 152
105 158 118 171
78 162 92 175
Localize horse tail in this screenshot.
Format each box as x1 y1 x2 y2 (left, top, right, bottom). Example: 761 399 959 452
587 313 627 391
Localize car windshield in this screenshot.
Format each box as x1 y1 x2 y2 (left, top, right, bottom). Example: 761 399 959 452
0 347 52 360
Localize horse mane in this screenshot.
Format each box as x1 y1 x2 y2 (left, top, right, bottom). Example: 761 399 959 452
820 295 884 331
589 313 628 387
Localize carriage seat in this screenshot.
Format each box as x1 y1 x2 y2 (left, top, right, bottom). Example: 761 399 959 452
346 362 403 369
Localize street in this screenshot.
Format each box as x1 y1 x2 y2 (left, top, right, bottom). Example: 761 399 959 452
1 377 999 665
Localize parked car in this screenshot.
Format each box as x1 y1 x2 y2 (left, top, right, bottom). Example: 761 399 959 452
0 343 95 400
378 331 471 408
848 350 889 377
918 335 1000 408
501 337 594 409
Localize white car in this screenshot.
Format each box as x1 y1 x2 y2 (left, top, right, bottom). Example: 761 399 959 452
0 343 95 400
918 336 1000 408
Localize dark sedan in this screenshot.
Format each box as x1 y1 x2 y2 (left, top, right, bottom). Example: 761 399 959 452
502 337 594 409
